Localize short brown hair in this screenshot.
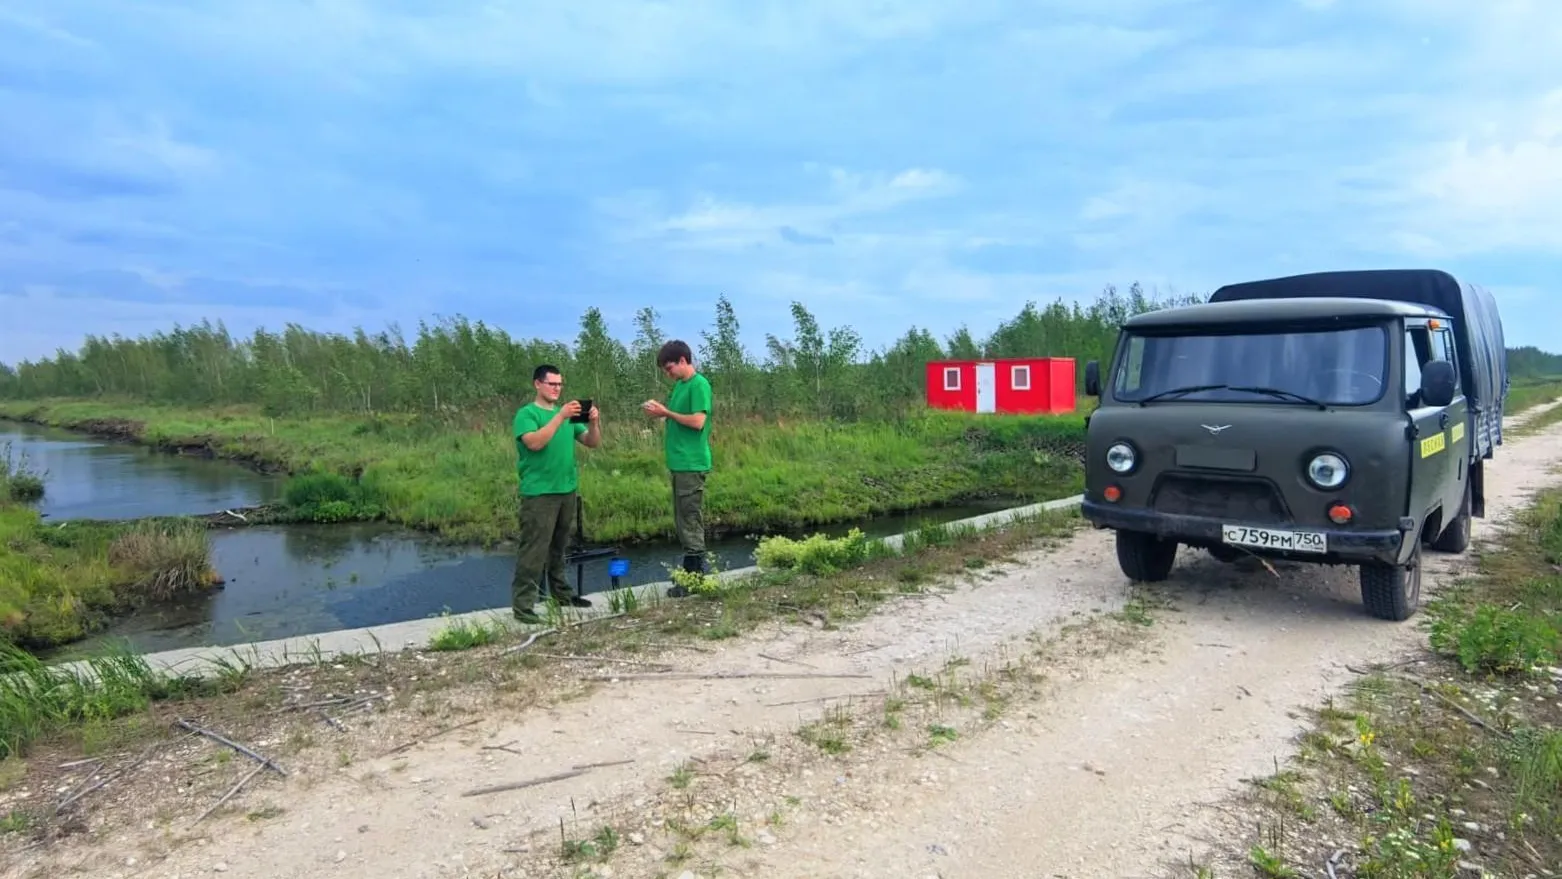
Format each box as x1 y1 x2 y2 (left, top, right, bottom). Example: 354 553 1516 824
656 339 693 367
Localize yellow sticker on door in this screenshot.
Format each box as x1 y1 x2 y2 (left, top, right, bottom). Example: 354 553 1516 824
1451 422 1465 443
1420 432 1447 458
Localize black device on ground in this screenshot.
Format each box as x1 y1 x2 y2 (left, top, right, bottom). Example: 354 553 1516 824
569 399 592 424
561 498 629 598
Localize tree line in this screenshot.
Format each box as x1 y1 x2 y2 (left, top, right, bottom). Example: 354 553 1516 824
1 283 1556 421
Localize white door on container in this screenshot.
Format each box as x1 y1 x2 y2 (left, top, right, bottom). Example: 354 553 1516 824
975 362 997 413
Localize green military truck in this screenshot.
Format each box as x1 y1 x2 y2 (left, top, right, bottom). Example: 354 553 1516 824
1079 269 1510 621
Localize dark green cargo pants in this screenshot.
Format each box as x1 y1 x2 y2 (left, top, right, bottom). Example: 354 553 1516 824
672 471 707 558
511 491 577 611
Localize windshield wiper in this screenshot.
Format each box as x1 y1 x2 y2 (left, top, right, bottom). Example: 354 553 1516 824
1136 384 1228 405
1135 383 1330 409
1227 386 1328 409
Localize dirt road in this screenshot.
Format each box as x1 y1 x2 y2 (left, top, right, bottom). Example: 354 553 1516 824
12 403 1562 879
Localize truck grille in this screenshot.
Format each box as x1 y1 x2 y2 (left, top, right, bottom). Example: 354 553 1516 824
1150 475 1291 524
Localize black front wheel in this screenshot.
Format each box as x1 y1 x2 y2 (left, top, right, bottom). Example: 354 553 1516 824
1359 540 1423 621
1115 530 1178 582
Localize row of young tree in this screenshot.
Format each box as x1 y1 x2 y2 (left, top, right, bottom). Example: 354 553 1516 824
1 283 1556 421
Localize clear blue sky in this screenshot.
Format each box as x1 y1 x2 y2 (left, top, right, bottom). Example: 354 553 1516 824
2 0 1558 364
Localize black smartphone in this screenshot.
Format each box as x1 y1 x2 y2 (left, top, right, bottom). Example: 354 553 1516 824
570 398 592 424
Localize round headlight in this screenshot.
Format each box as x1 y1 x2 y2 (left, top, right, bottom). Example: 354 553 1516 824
1307 453 1349 489
1106 442 1137 474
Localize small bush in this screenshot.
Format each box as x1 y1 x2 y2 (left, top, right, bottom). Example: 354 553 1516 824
1428 602 1560 675
754 528 874 576
1 442 46 502
107 519 217 602
282 470 383 523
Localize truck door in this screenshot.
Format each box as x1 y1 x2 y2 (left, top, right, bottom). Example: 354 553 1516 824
1431 322 1470 517
1403 324 1450 537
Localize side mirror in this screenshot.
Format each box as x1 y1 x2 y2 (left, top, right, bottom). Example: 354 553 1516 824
1420 359 1457 408
1084 360 1101 397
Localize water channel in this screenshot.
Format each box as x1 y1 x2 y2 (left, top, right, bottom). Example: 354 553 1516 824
4 421 1022 657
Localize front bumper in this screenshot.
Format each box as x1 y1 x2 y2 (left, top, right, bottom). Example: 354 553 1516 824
1081 499 1406 565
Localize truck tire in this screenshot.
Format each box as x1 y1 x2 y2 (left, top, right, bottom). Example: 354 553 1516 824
1359 540 1422 621
1431 482 1472 554
1115 530 1178 582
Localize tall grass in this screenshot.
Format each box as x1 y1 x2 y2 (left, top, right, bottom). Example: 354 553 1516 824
1 441 45 502
0 642 218 759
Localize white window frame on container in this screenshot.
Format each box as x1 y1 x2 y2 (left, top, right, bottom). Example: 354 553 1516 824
1011 363 1032 390
943 366 962 391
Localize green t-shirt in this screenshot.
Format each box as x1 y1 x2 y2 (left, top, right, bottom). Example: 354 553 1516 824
513 403 587 496
665 372 713 473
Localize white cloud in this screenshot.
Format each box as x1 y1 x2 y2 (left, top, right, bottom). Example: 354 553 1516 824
646 166 963 247
1392 90 1562 254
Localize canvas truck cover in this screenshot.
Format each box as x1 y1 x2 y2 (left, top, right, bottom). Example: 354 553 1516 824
1208 269 1509 458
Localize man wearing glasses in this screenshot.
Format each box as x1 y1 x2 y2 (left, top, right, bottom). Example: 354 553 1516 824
511 363 600 623
641 340 713 596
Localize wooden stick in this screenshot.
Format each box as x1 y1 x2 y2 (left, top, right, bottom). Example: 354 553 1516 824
191 762 267 826
384 717 482 756
55 743 159 814
587 671 872 682
461 769 585 797
758 652 818 669
529 652 670 668
767 691 886 707
174 719 288 776
572 758 634 771
501 628 557 656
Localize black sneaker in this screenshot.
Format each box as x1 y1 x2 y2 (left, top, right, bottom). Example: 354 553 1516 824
512 608 545 625
552 594 593 608
665 585 689 598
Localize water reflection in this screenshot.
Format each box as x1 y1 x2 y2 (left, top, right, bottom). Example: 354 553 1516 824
1 420 282 520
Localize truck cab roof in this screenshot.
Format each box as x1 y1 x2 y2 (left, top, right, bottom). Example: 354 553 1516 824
1123 296 1447 331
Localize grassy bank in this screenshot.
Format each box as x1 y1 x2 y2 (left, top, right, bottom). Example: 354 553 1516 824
0 506 222 650
1210 489 1562 878
2 450 222 649
0 399 1086 546
1503 375 1562 415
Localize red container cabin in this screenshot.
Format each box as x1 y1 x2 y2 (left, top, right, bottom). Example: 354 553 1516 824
925 357 1076 415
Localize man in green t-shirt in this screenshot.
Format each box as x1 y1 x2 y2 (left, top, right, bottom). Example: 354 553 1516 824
641 339 712 596
511 363 601 623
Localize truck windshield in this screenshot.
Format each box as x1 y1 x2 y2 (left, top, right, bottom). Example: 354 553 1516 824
1113 325 1388 406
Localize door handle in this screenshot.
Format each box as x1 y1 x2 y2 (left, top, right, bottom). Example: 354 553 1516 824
1439 412 1450 429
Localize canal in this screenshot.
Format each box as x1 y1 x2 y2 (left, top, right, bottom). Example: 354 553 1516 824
4 421 1021 657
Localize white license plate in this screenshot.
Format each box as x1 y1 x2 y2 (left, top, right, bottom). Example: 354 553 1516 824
1221 524 1328 554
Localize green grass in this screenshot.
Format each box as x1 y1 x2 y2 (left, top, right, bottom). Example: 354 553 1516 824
0 504 221 649
0 641 228 760
0 398 1086 546
1502 375 1562 415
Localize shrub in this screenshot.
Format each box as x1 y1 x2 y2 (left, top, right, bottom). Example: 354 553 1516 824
754 528 874 576
282 470 383 522
1 442 45 502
